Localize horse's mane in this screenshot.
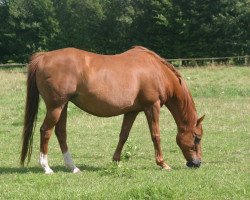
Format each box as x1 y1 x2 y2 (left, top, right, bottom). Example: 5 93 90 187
132 46 182 84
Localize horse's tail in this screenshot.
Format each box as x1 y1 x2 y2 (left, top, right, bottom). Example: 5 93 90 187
20 52 44 166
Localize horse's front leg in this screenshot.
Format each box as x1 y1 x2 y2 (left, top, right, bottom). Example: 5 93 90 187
144 101 171 170
113 112 139 163
55 103 80 173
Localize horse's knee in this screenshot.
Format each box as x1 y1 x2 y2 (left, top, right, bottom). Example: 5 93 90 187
151 135 161 144
40 127 52 140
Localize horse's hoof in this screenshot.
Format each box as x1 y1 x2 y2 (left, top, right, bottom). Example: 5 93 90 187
162 165 172 171
113 160 120 166
45 169 54 174
73 167 81 173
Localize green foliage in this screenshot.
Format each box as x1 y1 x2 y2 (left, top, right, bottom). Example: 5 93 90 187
52 0 105 51
121 141 138 160
0 0 249 62
100 162 136 178
0 0 59 62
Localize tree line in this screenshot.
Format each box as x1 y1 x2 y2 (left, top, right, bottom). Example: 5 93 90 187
0 0 249 63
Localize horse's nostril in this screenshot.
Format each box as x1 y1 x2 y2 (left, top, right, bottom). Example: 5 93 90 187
193 159 201 167
186 159 201 168
186 161 194 168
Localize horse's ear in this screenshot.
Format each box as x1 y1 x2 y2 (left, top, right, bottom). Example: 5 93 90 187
197 115 205 126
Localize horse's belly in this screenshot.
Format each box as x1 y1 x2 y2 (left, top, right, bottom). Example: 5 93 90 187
70 92 141 117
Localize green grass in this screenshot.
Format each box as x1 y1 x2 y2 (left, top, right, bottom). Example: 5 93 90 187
0 66 249 199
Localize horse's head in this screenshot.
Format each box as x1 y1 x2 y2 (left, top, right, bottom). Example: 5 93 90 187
176 115 205 168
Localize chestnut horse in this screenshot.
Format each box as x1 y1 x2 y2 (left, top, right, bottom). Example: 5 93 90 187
21 46 204 174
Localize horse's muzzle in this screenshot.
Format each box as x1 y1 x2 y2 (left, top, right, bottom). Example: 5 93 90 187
186 159 201 168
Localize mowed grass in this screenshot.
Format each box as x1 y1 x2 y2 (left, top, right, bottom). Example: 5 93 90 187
0 66 249 199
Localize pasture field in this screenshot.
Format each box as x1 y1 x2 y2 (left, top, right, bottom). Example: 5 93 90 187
0 66 249 199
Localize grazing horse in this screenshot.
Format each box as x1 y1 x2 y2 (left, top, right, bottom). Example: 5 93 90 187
21 46 205 174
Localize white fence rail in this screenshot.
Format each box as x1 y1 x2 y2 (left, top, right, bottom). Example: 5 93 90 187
0 63 26 67
167 55 249 66
0 55 249 67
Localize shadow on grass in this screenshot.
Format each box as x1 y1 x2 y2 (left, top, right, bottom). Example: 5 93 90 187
0 164 103 174
0 166 42 174
0 162 192 174
128 162 188 171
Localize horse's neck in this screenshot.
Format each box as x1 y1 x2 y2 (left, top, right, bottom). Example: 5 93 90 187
166 81 197 133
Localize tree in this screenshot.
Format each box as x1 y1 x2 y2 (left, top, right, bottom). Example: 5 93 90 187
93 0 136 54
0 0 12 62
52 0 105 52
0 0 59 62
168 0 250 57
0 0 249 62
129 0 173 57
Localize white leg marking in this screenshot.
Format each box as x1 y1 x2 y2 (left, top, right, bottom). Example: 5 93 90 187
63 151 80 173
39 153 54 174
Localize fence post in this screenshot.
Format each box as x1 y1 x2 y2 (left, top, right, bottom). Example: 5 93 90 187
245 55 249 66
212 58 214 66
179 59 182 67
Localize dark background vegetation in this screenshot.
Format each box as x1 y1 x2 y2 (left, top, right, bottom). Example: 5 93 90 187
0 0 249 63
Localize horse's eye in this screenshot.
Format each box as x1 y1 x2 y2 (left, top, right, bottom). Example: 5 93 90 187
194 135 201 144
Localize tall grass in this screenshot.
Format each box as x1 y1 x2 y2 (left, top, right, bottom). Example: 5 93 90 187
0 66 249 199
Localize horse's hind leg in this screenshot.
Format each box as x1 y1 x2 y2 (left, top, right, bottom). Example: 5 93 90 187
144 101 171 170
40 106 64 174
113 112 138 163
55 103 80 173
